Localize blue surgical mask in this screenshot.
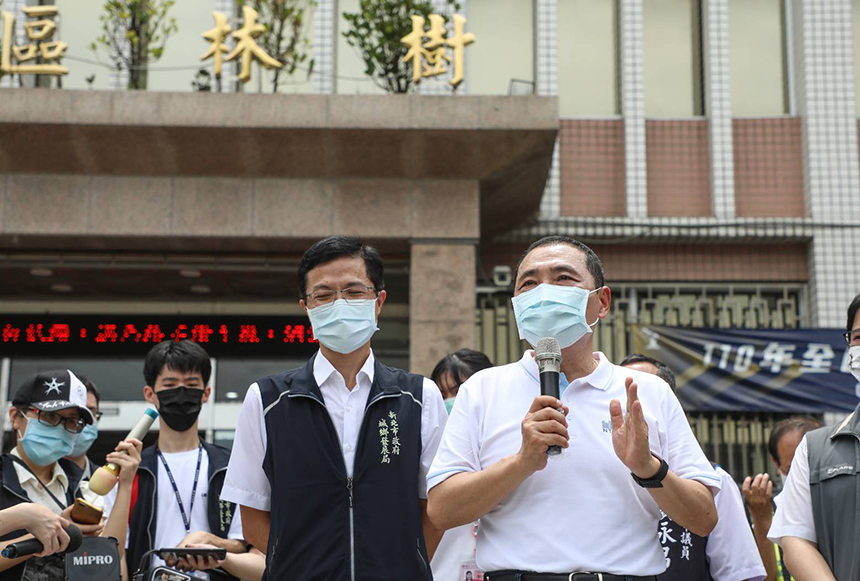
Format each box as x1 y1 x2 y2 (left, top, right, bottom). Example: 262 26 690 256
70 422 98 457
18 417 78 467
511 284 602 349
444 397 456 415
307 298 379 354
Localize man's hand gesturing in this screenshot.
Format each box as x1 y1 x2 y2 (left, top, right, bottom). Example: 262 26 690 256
610 377 660 478
517 395 570 474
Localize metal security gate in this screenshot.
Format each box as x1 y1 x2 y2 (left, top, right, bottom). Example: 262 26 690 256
475 283 811 483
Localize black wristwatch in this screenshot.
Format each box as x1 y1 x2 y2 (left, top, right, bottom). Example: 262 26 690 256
631 456 669 488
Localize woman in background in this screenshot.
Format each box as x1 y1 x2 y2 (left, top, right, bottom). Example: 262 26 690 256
429 349 493 581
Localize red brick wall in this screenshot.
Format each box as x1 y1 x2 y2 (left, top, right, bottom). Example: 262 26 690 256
646 120 712 217
733 118 805 218
559 120 626 216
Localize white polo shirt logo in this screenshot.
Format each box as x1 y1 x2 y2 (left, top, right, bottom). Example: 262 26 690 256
602 420 612 433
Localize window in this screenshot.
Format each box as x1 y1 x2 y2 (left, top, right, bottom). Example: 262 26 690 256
643 0 704 117
729 0 788 116
558 0 619 116
466 0 534 95
10 357 145 401
336 0 386 94
215 358 307 402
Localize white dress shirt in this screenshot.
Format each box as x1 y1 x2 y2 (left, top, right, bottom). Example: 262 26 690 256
768 436 816 545
221 349 447 511
428 351 721 576
707 466 767 581
10 448 69 514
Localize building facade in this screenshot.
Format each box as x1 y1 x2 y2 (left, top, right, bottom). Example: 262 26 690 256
1 0 859 479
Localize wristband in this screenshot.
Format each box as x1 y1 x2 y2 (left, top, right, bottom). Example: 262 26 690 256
631 456 669 489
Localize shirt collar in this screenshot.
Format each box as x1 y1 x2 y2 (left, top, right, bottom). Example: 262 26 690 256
519 350 614 391
10 448 69 491
313 348 376 388
831 401 860 441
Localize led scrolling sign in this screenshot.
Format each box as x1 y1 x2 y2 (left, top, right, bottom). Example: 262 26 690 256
0 315 318 357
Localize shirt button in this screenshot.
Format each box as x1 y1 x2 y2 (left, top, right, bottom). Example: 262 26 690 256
345 444 353 451
346 406 353 412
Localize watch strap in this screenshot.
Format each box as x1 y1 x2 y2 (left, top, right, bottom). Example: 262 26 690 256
631 456 669 488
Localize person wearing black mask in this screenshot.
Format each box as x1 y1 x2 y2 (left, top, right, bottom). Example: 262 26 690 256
103 340 248 581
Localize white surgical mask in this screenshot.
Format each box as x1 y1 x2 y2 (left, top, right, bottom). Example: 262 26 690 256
848 345 860 382
307 298 379 354
511 284 602 349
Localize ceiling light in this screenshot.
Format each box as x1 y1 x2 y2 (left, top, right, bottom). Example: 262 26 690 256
190 285 211 294
179 269 202 278
225 392 239 400
30 268 53 277
51 283 73 292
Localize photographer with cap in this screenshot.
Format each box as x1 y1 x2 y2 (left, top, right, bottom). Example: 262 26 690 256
0 370 141 581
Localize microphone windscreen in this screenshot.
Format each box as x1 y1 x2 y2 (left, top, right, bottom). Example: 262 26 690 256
65 525 83 554
536 337 561 358
535 337 562 373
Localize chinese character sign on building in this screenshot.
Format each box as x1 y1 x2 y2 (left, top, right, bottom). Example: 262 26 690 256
631 324 860 412
1 5 67 77
401 13 474 88
201 6 283 84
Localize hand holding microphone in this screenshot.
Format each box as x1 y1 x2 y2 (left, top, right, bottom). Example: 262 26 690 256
0 504 72 558
1 521 82 559
518 337 570 473
535 337 565 456
89 409 157 496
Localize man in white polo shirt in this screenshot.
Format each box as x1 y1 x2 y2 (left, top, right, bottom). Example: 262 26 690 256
427 235 720 581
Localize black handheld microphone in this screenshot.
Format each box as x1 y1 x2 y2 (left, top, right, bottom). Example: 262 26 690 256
535 337 563 456
1 524 83 559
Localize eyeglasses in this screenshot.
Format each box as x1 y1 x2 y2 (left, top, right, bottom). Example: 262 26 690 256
27 408 87 434
306 285 378 307
843 328 860 345
89 409 103 422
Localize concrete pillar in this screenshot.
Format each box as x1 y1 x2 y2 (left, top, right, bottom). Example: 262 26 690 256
703 0 735 218
409 241 476 377
790 0 860 326
619 0 648 218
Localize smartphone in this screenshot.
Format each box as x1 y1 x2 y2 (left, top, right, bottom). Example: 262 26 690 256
157 548 227 563
70 498 104 525
147 566 192 581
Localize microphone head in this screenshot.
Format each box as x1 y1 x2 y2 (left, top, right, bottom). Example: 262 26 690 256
65 525 83 554
88 464 119 496
535 337 562 373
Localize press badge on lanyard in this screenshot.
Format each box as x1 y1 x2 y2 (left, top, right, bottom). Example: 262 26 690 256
460 523 484 581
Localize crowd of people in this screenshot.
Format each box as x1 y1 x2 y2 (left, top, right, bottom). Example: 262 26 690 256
0 234 858 581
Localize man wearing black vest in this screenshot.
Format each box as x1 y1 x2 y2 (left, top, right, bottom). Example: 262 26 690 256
768 292 860 581
621 354 765 581
104 341 247 581
222 236 447 581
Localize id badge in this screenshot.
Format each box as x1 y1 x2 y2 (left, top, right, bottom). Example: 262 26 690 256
460 562 483 581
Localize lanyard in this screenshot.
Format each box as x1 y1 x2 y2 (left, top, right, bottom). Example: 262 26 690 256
156 445 203 535
9 455 68 513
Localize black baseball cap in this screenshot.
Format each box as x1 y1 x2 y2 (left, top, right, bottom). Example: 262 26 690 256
12 370 95 425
